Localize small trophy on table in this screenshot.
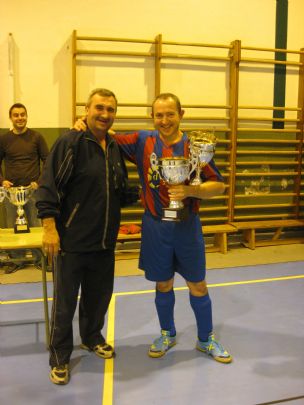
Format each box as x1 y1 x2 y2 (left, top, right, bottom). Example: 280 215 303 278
4 185 34 233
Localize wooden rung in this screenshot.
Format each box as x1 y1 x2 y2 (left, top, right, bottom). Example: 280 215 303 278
237 139 299 144
241 45 303 55
236 160 299 166
233 214 297 220
235 193 296 198
239 106 300 111
235 204 297 209
236 172 297 176
237 128 301 133
241 57 302 66
238 117 300 122
237 151 299 155
161 52 230 61
76 50 154 57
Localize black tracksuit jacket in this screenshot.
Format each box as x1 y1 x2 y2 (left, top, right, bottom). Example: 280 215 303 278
36 129 128 253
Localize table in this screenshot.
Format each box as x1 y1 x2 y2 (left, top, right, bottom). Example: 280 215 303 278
0 227 50 347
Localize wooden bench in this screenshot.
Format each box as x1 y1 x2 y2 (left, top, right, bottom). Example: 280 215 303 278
203 224 237 254
116 223 237 254
117 232 141 244
230 219 304 250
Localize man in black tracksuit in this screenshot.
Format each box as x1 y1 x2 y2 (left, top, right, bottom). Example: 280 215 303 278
35 88 135 385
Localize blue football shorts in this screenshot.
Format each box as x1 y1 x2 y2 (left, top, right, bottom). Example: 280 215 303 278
139 212 206 282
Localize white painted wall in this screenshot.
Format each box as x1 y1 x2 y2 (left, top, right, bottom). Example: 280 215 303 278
0 0 303 127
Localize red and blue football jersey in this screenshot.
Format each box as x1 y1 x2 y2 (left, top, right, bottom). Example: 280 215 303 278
113 130 223 219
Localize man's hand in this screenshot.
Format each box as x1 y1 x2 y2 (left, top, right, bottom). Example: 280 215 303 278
168 182 226 201
73 117 87 131
168 185 193 201
2 180 13 188
42 218 60 264
73 117 115 134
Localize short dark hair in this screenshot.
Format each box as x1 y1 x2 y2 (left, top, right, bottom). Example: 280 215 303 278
9 103 27 117
152 93 182 115
86 88 118 110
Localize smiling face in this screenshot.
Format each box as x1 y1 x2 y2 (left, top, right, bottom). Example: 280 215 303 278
85 94 117 139
152 97 184 143
10 107 28 134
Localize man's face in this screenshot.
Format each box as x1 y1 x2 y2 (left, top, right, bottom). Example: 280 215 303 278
152 98 184 140
86 94 117 137
10 107 28 132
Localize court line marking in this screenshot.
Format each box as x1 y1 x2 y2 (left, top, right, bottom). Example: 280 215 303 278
102 295 116 405
1 274 304 405
1 274 304 305
255 394 304 404
102 274 304 405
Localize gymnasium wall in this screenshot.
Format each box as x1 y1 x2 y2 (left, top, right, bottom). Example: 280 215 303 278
0 1 303 229
0 0 303 135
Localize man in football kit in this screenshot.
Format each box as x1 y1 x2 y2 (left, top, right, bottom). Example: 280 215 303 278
75 93 232 363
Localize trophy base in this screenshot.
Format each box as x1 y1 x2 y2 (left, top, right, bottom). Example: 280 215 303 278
14 223 30 234
162 207 189 222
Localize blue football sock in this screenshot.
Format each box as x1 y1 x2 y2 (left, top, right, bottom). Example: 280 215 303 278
189 293 213 342
155 289 176 336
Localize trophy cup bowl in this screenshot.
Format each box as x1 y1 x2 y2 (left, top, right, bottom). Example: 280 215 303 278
150 153 193 221
4 185 34 233
189 130 217 185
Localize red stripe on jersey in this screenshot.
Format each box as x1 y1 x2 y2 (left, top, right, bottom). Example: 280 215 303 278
142 136 158 216
202 163 220 181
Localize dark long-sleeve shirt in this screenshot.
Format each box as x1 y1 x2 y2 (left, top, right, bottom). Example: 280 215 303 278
0 128 49 186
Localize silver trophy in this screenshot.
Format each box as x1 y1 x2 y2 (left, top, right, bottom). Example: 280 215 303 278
4 185 34 233
189 129 217 185
150 153 195 221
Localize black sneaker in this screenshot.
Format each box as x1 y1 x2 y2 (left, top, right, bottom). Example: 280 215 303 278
49 364 70 385
80 343 115 359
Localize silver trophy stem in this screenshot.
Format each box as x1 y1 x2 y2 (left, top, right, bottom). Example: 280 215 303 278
191 161 207 186
3 185 34 233
168 200 184 210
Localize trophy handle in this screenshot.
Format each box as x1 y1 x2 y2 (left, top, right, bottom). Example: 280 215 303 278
17 188 27 205
189 149 199 179
150 152 159 172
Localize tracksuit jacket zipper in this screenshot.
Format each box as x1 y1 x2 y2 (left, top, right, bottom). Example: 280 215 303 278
102 144 110 249
85 136 112 250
